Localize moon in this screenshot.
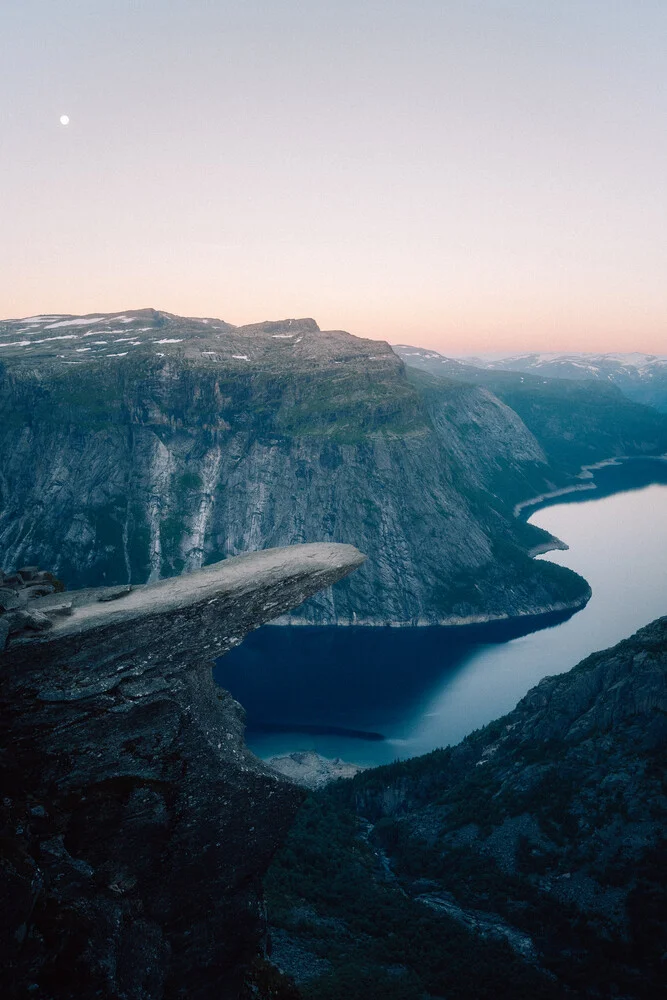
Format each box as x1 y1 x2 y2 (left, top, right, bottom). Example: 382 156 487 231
59 114 70 126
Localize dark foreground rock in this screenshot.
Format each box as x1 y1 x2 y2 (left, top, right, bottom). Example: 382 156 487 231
266 616 667 999
0 543 364 1000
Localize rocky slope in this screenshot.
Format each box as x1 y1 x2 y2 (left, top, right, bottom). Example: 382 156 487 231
267 616 667 999
4 313 666 626
0 542 363 1000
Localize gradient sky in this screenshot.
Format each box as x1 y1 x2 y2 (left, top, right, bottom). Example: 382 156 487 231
2 1 667 353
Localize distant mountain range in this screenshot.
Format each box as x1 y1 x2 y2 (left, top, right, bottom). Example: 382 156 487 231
394 346 667 413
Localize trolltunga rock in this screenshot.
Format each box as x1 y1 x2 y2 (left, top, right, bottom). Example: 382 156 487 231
0 543 365 1000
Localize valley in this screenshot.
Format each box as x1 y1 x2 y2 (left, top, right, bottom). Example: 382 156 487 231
394 345 667 413
2 310 666 1000
7 6 667 998
219 464 667 765
2 311 666 631
462 350 667 413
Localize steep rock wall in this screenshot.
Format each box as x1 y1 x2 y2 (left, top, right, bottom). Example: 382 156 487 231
0 313 590 625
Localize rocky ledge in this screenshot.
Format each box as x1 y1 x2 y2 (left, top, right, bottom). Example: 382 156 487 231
0 543 364 1000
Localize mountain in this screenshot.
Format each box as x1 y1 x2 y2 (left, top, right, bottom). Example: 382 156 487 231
393 344 667 478
396 345 667 414
266 615 667 999
466 352 667 413
0 544 363 1000
1 310 665 626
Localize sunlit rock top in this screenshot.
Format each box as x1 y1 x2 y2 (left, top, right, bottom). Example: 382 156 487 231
0 308 397 370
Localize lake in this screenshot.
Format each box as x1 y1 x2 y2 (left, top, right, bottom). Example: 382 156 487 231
215 458 667 766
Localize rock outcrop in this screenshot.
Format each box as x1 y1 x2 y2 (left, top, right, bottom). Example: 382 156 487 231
0 565 67 649
0 543 364 1000
267 751 365 790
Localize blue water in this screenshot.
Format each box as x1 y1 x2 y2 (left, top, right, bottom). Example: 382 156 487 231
215 459 667 766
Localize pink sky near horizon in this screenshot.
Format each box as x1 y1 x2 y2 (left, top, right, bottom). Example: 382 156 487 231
2 1 666 355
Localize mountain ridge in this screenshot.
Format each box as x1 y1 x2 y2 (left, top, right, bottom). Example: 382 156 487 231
394 344 667 414
2 311 665 626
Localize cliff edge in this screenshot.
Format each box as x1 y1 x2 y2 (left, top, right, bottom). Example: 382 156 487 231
0 543 364 1000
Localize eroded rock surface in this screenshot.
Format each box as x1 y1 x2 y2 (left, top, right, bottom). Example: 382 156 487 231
0 543 364 1000
267 751 366 790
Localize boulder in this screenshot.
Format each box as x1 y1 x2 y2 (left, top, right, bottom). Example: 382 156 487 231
42 601 74 618
97 584 133 602
17 566 39 581
2 608 54 634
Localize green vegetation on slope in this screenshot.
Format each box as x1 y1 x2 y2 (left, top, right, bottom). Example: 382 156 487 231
266 618 667 999
404 362 667 477
266 795 561 1000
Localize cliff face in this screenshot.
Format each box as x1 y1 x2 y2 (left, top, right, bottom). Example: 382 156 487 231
0 543 364 1000
267 617 667 998
0 310 593 625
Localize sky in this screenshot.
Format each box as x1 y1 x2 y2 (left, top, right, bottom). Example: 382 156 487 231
2 0 666 354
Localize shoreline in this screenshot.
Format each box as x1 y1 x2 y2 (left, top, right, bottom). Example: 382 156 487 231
526 538 569 557
514 452 667 518
244 456 665 767
273 453 667 633
513 482 597 517
272 588 592 633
